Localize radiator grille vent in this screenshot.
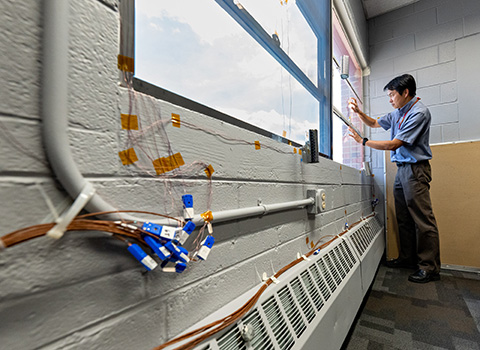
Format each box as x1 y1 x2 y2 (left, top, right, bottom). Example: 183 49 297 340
300 270 324 311
262 296 295 350
290 277 315 323
278 286 306 337
198 216 383 350
242 310 274 350
317 259 337 293
309 263 331 302
218 324 245 350
350 216 382 257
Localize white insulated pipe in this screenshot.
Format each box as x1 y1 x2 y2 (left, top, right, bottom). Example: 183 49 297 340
42 0 124 215
189 198 315 226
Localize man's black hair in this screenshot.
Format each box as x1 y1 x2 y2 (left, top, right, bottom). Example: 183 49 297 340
383 74 416 97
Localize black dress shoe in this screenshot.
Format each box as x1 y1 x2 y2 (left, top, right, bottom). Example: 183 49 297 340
408 269 440 283
384 259 417 269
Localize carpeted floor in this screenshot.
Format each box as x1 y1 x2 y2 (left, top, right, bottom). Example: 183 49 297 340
342 265 480 350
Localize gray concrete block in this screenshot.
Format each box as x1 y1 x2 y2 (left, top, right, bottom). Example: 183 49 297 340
440 82 457 103
369 24 394 45
368 59 394 81
373 4 415 27
393 46 438 74
69 129 119 176
415 20 464 50
438 41 456 63
69 0 120 132
0 270 146 350
41 301 167 350
463 0 480 14
417 85 441 106
437 0 467 24
391 8 437 38
370 96 393 116
429 103 459 125
0 118 49 174
417 61 456 87
442 123 460 142
0 1 42 119
430 125 442 144
414 0 451 12
465 14 480 36
371 35 416 62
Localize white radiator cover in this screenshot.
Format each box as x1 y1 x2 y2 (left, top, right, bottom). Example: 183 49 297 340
174 216 384 350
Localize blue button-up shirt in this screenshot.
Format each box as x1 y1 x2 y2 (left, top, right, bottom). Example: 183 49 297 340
377 98 432 163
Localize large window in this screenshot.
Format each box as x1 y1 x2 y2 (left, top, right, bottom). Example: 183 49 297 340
331 11 364 169
135 0 330 149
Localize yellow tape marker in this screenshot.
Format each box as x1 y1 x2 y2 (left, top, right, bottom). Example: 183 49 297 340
282 130 287 137
254 141 261 150
201 210 213 223
117 55 134 73
172 113 181 128
204 164 215 178
152 152 185 175
293 148 297 154
299 149 302 155
288 141 292 146
118 148 138 165
121 114 138 130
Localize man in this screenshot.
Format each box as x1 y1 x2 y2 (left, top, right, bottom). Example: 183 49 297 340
348 74 440 283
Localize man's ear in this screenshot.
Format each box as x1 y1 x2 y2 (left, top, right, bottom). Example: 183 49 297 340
403 88 410 98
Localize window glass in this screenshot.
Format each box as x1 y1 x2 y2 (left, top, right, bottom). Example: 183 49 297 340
239 0 318 85
135 0 319 144
331 11 364 169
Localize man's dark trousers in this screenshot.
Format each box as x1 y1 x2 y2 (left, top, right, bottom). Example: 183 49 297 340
393 160 441 273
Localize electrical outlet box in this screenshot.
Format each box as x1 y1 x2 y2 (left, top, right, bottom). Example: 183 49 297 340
307 189 326 215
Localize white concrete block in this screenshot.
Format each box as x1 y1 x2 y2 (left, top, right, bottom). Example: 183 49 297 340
429 103 459 125
415 20 463 50
440 82 457 103
417 61 456 87
393 46 439 74
371 35 416 62
368 59 395 81
438 41 456 63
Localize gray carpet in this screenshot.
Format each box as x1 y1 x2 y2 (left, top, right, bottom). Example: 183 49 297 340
343 265 480 350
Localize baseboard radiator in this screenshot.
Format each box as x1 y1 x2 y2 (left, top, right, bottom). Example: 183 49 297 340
185 216 384 350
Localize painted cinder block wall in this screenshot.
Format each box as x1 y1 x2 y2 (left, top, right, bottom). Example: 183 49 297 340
367 0 480 149
0 1 374 349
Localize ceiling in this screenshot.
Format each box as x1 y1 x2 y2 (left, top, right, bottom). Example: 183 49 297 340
361 0 420 19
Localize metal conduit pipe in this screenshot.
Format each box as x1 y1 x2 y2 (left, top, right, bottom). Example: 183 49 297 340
42 0 128 217
189 198 315 226
41 1 316 227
